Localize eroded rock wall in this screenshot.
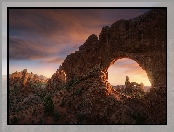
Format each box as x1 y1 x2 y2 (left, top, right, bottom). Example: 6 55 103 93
56 9 166 88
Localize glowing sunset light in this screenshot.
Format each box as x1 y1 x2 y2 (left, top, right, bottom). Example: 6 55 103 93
108 58 151 86
9 9 150 81
9 60 58 78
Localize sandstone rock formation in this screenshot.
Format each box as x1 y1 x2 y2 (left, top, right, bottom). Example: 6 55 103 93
125 76 130 86
46 67 66 93
9 69 48 93
52 9 166 88
125 76 144 90
113 76 145 96
9 69 166 124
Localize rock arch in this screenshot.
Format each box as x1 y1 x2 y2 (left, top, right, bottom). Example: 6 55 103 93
59 9 166 88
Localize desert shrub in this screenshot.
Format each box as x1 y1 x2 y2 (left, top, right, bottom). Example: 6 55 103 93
40 91 46 100
17 106 22 112
134 91 145 99
32 108 37 116
43 95 54 115
71 78 79 86
76 114 86 123
38 117 43 124
14 84 18 89
160 118 167 124
65 85 71 91
53 111 60 122
61 85 66 90
10 116 19 124
77 101 86 110
64 78 80 91
73 122 78 124
75 88 82 95
131 112 145 124
32 82 44 89
60 100 65 107
31 120 35 124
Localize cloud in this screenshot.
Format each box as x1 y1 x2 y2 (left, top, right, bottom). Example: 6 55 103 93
9 9 149 62
109 58 148 76
9 37 56 60
111 58 139 68
9 9 105 44
39 57 64 64
125 67 147 75
9 9 104 61
45 58 63 64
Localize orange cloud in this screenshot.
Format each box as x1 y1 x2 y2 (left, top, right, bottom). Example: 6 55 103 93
40 57 64 64
9 9 149 62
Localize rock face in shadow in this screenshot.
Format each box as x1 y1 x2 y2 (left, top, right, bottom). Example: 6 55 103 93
53 9 166 88
46 68 66 93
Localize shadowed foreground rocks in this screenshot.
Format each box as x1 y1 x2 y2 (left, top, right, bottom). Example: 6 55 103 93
9 70 166 124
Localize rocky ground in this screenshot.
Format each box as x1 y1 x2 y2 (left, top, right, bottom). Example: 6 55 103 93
8 69 166 124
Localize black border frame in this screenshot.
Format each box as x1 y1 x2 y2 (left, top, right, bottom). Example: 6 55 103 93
7 7 167 125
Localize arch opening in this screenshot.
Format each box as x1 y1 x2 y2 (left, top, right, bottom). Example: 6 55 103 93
107 58 151 91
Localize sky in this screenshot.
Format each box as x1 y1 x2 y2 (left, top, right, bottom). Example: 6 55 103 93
108 58 151 86
8 8 151 86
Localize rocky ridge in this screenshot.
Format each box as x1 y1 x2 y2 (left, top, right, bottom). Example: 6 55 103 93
8 69 166 124
9 69 48 119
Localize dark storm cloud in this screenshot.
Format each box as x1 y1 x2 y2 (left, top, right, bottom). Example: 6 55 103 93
9 9 66 41
9 37 52 60
9 9 149 61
